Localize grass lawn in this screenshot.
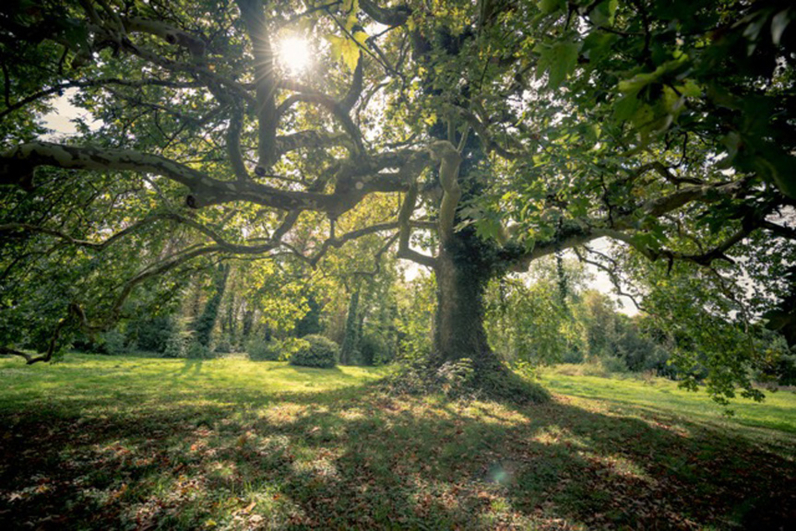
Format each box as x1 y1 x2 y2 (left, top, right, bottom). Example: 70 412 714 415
1 354 794 530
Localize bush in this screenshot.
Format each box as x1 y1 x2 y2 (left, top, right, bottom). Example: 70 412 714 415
561 348 585 364
214 338 233 354
186 341 212 359
248 337 309 362
358 332 391 366
98 330 128 355
289 335 339 368
601 356 629 374
247 339 282 361
162 329 188 358
133 316 174 353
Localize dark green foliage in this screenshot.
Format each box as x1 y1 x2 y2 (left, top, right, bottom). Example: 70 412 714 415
601 356 629 374
72 327 130 356
358 332 390 366
97 330 128 355
213 338 233 354
194 265 229 347
186 341 212 360
775 353 796 386
615 329 670 374
294 293 323 337
162 327 190 359
131 316 175 353
765 266 796 349
561 348 585 364
289 335 339 368
246 338 282 361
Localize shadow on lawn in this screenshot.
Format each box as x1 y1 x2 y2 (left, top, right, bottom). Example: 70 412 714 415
1 384 794 530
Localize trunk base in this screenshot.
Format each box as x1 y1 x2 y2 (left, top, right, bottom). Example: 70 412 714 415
462 353 550 405
386 353 550 405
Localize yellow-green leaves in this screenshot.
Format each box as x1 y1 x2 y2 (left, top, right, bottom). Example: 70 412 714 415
326 9 367 72
535 39 581 89
327 34 361 71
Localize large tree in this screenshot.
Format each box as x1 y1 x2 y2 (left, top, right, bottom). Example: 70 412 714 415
1 0 794 400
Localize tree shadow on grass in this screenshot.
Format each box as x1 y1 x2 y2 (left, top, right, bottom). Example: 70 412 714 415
178 357 204 376
1 386 794 530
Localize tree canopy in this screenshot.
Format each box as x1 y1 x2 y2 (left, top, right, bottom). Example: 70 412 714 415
1 0 795 401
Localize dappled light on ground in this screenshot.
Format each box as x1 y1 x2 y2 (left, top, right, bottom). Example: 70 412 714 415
1 355 794 529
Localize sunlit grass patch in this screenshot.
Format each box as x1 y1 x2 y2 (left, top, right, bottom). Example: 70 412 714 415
539 364 796 435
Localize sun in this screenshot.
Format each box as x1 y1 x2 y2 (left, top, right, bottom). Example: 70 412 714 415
277 37 312 75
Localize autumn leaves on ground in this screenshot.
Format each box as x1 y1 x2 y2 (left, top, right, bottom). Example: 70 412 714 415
1 355 794 530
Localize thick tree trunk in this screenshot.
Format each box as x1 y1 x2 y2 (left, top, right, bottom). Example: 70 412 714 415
431 250 493 367
427 234 549 404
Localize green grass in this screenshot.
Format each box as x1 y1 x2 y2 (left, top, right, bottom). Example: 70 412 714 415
539 364 796 435
1 354 794 530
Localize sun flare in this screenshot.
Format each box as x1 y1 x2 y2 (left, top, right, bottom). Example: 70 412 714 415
277 37 312 75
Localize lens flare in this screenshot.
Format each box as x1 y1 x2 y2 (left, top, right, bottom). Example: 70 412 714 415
277 37 311 75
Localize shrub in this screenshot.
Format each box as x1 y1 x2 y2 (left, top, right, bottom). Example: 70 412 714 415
248 337 309 362
214 338 233 354
133 316 174 353
162 329 189 358
98 330 128 355
358 332 391 366
601 356 629 374
186 340 212 359
289 335 339 368
247 339 282 361
561 348 585 364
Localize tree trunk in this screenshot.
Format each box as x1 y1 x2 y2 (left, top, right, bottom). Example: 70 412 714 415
431 249 493 368
195 264 229 347
340 288 360 365
428 233 549 404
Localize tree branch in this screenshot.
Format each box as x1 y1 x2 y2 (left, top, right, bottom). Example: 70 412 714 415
397 179 437 268
428 141 462 247
0 78 203 121
0 141 422 214
235 0 279 169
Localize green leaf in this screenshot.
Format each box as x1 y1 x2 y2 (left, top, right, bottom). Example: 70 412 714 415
537 40 581 89
591 0 618 27
582 32 616 62
327 34 360 71
677 79 702 98
771 9 791 46
537 0 565 15
614 93 640 121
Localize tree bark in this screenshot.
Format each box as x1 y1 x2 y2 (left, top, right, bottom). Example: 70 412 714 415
432 250 491 367
428 230 549 403
340 288 360 365
430 229 506 374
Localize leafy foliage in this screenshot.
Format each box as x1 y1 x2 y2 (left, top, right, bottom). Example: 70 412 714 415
289 334 339 369
247 337 308 362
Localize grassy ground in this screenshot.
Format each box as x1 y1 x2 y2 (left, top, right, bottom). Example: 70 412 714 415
1 354 794 530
